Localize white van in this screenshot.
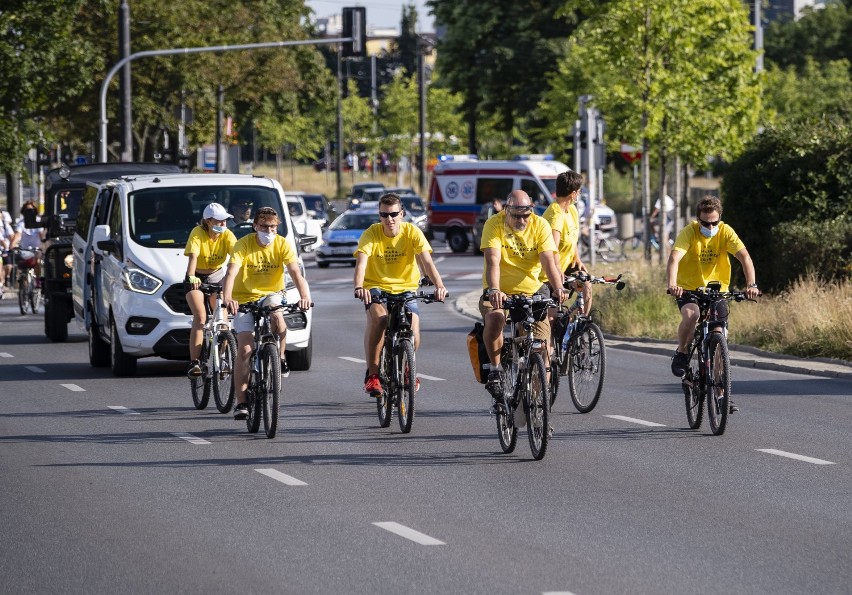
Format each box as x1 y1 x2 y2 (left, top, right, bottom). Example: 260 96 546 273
71 173 315 376
426 158 570 252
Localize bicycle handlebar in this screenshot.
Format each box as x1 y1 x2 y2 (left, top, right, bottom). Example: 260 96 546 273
356 290 448 304
668 287 757 303
564 271 626 291
237 301 314 314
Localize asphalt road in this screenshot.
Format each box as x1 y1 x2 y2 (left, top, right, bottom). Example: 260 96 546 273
1 248 851 594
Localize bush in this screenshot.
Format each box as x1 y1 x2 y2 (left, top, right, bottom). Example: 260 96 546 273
721 117 852 291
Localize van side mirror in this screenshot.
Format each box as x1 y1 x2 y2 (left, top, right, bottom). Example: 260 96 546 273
298 233 317 249
92 224 112 256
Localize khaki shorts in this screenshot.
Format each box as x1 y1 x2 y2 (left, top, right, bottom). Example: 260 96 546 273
478 285 551 341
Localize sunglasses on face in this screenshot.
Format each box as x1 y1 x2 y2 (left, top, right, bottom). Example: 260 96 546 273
698 219 721 228
508 208 532 219
379 211 401 219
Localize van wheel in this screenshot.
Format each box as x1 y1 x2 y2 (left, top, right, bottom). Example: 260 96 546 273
110 318 137 377
288 334 313 371
89 323 110 367
45 299 69 342
447 229 469 253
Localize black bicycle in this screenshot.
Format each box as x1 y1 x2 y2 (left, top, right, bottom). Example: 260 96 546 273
370 291 444 433
673 282 755 436
550 272 625 413
494 293 555 460
237 298 310 439
189 283 237 413
11 247 42 316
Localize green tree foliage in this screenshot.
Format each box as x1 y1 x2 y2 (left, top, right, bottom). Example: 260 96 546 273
428 0 573 152
721 118 852 291
762 58 852 126
763 1 852 71
392 3 420 76
0 0 103 173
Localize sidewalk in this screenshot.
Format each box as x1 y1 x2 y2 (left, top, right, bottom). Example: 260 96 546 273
453 290 852 381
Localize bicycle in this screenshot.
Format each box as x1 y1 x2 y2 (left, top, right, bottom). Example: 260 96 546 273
493 293 555 460
12 247 42 316
189 283 237 413
672 282 755 436
237 297 310 439
549 272 625 413
370 290 444 433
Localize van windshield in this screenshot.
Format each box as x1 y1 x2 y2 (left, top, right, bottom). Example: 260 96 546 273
129 186 285 247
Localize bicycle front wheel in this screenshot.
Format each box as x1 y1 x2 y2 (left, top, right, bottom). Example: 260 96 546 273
684 343 703 430
190 339 210 410
376 345 393 428
396 339 416 434
525 352 550 460
568 322 606 413
706 333 730 436
260 343 281 439
212 330 237 413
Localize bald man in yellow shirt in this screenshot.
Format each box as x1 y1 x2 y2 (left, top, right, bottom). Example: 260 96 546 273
354 193 447 397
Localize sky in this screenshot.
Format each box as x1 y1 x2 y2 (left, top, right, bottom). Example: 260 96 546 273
305 0 435 32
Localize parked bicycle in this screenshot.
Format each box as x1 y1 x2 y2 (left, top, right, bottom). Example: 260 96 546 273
549 272 625 413
237 297 311 439
370 290 444 433
189 283 237 413
11 247 42 316
493 293 555 460
672 282 755 436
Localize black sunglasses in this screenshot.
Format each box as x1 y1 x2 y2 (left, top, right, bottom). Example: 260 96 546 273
509 208 532 219
379 211 401 219
698 219 721 228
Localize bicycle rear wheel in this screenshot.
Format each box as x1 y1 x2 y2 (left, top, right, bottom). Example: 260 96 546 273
396 339 416 434
376 345 393 428
684 343 703 429
260 343 281 438
212 330 237 413
525 352 550 460
190 340 210 409
568 322 605 413
706 333 730 436
246 387 262 434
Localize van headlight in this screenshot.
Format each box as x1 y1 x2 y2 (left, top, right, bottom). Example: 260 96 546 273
284 261 305 291
123 267 163 294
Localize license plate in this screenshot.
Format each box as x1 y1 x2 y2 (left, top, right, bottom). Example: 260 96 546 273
331 247 352 255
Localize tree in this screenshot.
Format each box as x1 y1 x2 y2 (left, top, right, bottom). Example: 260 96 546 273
763 1 852 71
762 58 852 126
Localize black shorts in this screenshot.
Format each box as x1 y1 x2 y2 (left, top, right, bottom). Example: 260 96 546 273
677 295 728 328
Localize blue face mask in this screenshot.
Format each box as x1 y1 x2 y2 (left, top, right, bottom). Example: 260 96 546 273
211 224 226 234
699 224 719 238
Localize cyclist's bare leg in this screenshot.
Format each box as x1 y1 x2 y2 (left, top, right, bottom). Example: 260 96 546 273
270 311 287 356
677 303 700 352
234 331 253 405
581 280 593 315
364 303 388 375
483 309 506 368
410 312 420 350
185 289 207 361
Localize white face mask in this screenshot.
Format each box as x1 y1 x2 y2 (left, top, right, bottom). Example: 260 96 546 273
211 224 226 234
256 231 276 246
699 224 719 238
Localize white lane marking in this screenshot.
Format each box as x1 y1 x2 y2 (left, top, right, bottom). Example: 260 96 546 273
543 592 578 595
373 522 445 545
339 356 445 381
604 415 667 427
255 468 308 486
339 356 366 364
757 449 835 465
25 366 46 373
172 432 210 445
108 405 140 415
61 384 85 392
456 272 483 280
0 352 13 358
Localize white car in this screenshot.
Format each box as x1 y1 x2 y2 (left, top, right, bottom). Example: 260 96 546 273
72 174 315 376
286 194 323 252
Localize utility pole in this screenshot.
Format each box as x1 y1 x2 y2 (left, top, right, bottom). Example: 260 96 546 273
336 49 343 197
215 85 223 173
417 42 426 194
119 0 132 161
753 0 763 73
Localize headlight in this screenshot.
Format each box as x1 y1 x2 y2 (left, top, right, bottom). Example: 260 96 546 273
122 267 163 294
64 254 74 269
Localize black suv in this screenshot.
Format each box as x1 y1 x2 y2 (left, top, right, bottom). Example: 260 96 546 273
23 162 180 341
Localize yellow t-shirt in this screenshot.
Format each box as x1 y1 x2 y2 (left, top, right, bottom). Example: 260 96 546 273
480 211 556 295
673 221 746 291
230 234 298 304
539 202 579 281
355 222 431 293
184 225 237 272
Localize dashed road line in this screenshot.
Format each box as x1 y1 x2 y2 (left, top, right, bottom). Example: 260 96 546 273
255 468 308 486
604 415 666 427
108 406 140 415
542 591 578 595
172 432 210 445
416 373 444 381
373 522 445 545
60 384 85 392
339 356 366 364
25 365 45 373
757 449 835 465
0 352 13 358
339 356 444 381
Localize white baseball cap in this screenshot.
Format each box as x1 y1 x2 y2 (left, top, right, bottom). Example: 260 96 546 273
203 202 232 220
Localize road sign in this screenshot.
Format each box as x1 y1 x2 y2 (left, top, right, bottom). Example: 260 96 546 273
620 143 642 164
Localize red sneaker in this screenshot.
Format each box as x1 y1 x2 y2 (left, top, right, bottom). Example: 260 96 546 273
404 366 421 392
364 374 382 396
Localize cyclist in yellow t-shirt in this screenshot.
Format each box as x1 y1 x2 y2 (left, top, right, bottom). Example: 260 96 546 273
184 202 238 378
223 207 311 420
479 190 566 402
540 170 593 316
667 196 759 410
354 193 447 396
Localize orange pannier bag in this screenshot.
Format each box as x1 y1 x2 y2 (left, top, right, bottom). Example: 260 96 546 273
466 322 489 384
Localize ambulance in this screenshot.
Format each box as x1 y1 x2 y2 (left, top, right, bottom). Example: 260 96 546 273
426 156 571 252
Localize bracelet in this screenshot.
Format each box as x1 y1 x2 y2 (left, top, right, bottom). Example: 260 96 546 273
748 283 758 288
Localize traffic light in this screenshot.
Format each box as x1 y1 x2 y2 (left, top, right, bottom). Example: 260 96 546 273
342 7 366 58
36 145 51 166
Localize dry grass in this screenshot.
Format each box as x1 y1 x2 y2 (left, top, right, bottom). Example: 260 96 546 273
587 257 852 362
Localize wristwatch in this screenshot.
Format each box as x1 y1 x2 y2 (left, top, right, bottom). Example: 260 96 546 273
747 283 758 289
485 288 499 296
